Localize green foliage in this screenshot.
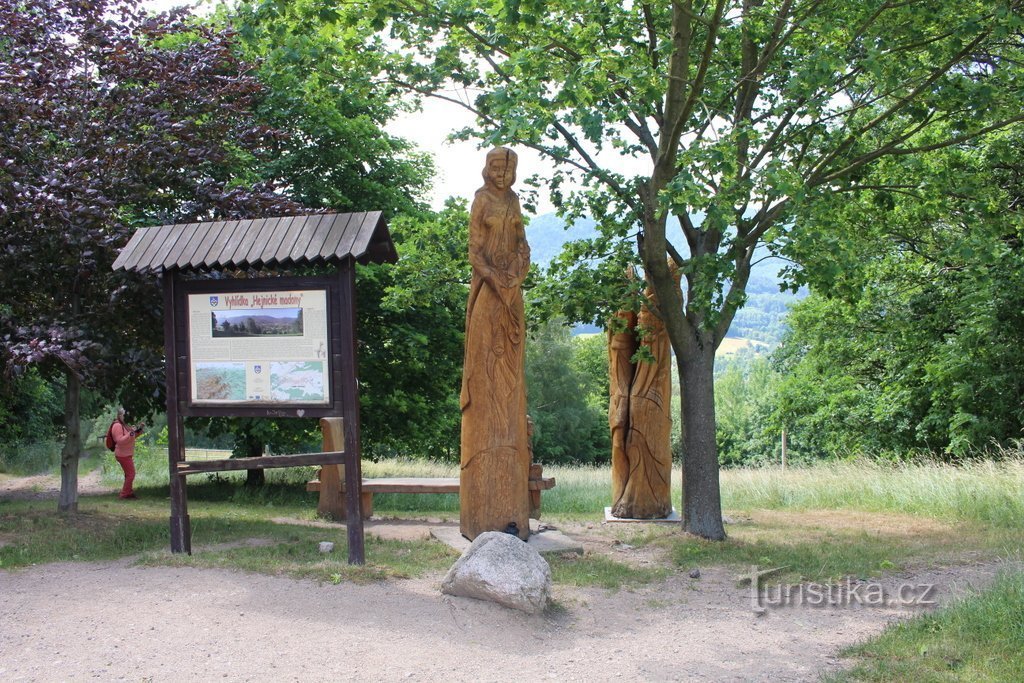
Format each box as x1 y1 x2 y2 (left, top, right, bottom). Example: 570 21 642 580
359 201 470 460
713 354 783 467
525 320 609 465
774 130 1024 458
0 368 63 446
0 0 301 418
373 0 1024 537
194 3 464 463
222 0 434 216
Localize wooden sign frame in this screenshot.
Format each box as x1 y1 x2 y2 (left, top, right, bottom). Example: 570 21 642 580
161 262 365 564
175 274 344 418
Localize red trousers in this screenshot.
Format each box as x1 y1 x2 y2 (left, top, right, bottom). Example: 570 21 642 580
116 455 135 498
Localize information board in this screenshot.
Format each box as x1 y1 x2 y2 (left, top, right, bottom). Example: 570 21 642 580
187 288 331 405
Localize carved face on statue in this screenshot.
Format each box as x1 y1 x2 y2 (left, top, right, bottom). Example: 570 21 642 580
483 147 517 190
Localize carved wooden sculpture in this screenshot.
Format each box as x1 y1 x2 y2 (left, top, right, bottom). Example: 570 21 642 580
609 277 675 519
460 147 531 540
608 308 639 507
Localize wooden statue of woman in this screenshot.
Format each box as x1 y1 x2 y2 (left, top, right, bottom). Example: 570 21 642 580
460 146 531 541
609 272 676 519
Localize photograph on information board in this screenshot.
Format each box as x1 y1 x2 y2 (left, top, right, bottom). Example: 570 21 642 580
187 290 329 405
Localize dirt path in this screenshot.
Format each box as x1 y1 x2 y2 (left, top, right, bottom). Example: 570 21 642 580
0 475 1015 681
0 548 1013 681
0 465 111 501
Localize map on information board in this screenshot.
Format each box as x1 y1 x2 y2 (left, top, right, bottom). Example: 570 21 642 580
187 290 330 405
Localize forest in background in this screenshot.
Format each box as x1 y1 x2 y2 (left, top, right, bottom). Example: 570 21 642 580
3 0 1024 482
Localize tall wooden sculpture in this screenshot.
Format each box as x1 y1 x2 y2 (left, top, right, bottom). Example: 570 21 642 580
609 275 676 519
460 147 531 540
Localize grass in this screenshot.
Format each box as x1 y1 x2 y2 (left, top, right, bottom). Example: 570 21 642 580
142 534 460 584
722 458 1024 528
632 509 1021 585
828 571 1024 682
547 552 668 589
92 446 1024 524
0 439 63 475
4 454 1024 587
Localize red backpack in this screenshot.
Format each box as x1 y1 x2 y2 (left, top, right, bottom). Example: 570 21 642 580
104 422 116 452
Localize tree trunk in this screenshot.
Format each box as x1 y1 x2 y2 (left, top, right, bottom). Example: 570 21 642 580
678 339 726 540
58 368 81 513
244 436 265 488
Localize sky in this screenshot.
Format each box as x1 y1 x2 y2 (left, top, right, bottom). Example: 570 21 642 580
388 100 562 214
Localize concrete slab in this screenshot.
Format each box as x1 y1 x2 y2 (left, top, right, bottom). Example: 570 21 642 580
603 506 681 523
430 525 584 556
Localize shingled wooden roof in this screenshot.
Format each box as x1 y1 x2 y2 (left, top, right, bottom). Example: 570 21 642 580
112 212 396 274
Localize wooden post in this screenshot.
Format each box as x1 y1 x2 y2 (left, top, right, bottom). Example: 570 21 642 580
164 272 191 554
781 428 788 471
318 418 345 519
338 261 365 565
528 463 543 519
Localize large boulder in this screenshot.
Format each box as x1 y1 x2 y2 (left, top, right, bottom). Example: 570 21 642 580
441 531 551 614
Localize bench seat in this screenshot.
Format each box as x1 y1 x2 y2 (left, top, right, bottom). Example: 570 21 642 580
307 475 556 518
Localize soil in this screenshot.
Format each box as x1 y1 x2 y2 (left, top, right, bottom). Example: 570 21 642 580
0 473 1017 682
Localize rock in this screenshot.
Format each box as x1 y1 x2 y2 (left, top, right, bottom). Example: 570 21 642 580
689 568 701 579
441 531 551 614
318 542 334 553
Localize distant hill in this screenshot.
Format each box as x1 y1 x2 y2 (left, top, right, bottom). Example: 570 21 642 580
526 213 599 265
525 212 804 345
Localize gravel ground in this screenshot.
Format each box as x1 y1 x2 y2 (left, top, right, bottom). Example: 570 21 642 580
0 473 1014 682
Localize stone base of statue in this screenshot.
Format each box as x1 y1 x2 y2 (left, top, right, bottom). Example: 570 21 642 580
432 519 583 555
603 507 681 523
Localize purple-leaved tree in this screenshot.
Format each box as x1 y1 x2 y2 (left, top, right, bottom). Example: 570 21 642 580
0 0 300 511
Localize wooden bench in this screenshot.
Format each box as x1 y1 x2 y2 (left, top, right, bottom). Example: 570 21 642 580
308 465 556 519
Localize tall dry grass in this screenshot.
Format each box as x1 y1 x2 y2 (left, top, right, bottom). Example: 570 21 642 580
99 443 1024 527
722 458 1024 527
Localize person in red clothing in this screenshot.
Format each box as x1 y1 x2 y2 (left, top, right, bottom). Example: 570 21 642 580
110 407 144 500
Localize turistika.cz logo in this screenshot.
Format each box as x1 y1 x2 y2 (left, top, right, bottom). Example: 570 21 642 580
739 565 938 614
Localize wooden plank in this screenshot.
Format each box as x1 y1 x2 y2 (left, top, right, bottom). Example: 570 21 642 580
307 476 555 493
111 227 151 271
336 261 365 564
210 218 253 269
186 220 227 270
317 417 345 519
264 214 309 267
165 273 191 554
348 211 383 261
358 478 460 493
116 225 160 272
287 213 328 263
358 218 398 265
145 223 188 272
199 219 239 270
227 217 266 268
176 450 347 475
159 223 200 270
319 212 356 260
173 222 214 270
128 224 174 272
241 215 283 267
